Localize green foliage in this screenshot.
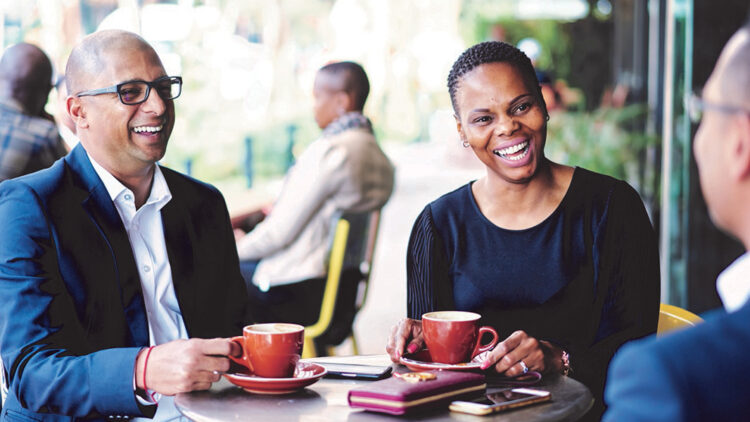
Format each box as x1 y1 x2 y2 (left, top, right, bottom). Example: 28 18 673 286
545 104 660 190
459 5 573 83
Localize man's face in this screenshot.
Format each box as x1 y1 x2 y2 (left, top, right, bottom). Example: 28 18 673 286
77 47 174 176
693 65 740 231
312 71 344 129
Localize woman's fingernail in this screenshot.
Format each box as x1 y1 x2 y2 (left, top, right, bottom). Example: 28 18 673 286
407 343 418 354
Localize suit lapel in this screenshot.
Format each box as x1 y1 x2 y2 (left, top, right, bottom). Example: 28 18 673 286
67 145 150 347
160 170 197 337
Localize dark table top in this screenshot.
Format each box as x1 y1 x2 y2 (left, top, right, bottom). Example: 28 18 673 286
175 355 593 422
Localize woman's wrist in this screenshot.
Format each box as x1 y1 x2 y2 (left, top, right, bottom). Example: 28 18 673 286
559 349 571 376
540 340 571 375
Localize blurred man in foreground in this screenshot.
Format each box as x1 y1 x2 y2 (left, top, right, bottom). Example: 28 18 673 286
0 30 250 420
0 43 66 181
604 20 750 421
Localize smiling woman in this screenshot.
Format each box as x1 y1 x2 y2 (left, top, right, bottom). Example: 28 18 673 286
386 41 661 420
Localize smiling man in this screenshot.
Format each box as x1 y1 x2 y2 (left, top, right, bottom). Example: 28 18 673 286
0 30 251 420
603 20 750 421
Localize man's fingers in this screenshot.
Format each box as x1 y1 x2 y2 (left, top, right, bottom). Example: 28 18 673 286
194 338 236 356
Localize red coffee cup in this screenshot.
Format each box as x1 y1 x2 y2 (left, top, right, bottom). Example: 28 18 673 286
229 323 304 378
422 311 499 364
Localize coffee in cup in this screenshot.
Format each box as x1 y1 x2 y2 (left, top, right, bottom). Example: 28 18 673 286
229 323 304 378
422 311 499 364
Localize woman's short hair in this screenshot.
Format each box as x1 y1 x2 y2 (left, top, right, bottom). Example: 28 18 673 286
447 41 544 114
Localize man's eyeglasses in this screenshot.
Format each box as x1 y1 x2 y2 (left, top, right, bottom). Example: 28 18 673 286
75 76 182 106
686 92 750 124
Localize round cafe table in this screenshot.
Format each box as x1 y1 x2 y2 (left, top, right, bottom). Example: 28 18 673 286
175 355 593 422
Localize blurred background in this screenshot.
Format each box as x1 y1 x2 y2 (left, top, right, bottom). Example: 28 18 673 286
2 0 748 353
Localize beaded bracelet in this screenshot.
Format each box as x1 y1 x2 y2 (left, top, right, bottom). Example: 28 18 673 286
560 350 572 376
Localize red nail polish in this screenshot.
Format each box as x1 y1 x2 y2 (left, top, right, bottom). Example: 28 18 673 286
407 343 418 354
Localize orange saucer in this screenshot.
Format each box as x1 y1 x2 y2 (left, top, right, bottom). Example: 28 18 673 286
224 362 327 394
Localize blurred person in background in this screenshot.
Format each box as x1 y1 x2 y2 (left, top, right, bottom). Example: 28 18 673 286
604 20 750 421
386 41 660 420
0 43 67 181
235 61 394 327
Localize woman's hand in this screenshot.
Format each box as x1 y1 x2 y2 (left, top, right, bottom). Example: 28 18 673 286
386 318 424 363
480 330 563 377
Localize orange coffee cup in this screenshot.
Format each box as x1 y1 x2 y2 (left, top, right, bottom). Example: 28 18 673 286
229 323 304 378
422 311 499 364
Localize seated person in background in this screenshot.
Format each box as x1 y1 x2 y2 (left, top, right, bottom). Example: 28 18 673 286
604 21 750 421
0 43 67 181
0 30 250 420
386 41 660 420
236 61 394 326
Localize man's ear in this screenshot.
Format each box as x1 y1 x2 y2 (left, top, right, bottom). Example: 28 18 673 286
337 91 354 115
729 114 750 181
66 96 89 130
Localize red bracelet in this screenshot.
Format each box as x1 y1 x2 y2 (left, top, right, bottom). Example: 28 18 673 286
142 346 156 402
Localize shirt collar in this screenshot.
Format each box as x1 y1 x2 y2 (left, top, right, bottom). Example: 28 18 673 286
86 150 172 208
717 251 750 312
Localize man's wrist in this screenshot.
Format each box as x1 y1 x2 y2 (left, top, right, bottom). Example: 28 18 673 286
134 347 148 390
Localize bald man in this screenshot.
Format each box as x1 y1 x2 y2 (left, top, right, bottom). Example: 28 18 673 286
0 30 250 420
603 20 750 421
0 43 66 181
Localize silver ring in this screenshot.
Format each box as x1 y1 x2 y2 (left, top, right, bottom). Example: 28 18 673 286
519 360 529 375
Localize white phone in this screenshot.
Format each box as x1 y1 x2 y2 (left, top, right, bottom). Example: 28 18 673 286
449 388 551 416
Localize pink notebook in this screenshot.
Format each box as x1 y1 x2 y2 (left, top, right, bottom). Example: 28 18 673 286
347 370 486 415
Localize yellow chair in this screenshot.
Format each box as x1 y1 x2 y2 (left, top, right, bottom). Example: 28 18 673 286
657 303 703 336
302 210 381 358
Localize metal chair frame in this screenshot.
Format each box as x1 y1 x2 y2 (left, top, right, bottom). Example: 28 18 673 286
302 210 381 358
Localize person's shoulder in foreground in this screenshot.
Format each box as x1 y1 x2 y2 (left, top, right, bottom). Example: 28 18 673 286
605 19 750 422
604 301 750 422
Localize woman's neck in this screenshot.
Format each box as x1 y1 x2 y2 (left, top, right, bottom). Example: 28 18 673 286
472 160 574 230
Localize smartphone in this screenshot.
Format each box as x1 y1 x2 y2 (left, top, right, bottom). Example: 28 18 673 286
449 388 551 415
306 361 393 380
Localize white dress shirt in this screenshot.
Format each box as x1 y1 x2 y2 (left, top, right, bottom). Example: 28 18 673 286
717 252 750 312
88 154 188 421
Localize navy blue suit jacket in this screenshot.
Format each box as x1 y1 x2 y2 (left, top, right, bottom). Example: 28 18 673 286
604 301 750 421
0 145 251 420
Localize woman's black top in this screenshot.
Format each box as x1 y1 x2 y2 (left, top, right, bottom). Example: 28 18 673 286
406 167 660 410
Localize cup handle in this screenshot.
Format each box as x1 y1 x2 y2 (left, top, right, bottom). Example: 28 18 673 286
471 326 499 358
228 336 252 372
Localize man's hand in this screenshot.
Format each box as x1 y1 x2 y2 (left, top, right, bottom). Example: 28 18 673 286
135 338 241 396
233 228 246 242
